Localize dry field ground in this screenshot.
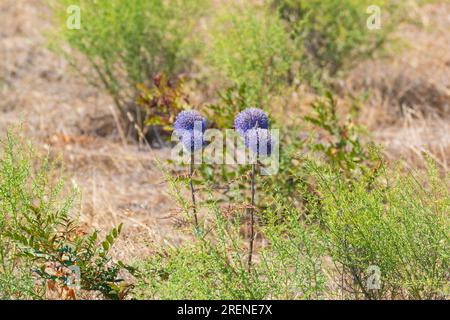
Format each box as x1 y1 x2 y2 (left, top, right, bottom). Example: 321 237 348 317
0 0 449 264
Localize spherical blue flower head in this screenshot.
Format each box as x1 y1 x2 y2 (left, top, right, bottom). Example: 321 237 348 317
234 108 269 136
174 110 207 134
244 128 274 157
180 129 205 153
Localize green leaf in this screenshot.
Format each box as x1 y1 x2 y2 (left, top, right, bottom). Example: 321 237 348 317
102 241 110 251
106 234 114 245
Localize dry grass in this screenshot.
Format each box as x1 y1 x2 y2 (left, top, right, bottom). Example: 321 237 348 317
0 0 183 263
347 2 450 171
0 0 449 265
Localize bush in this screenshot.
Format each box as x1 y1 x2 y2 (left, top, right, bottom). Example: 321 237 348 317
273 0 404 84
0 129 128 299
207 1 410 96
136 74 191 147
308 159 449 299
51 0 207 133
304 92 375 175
207 2 293 105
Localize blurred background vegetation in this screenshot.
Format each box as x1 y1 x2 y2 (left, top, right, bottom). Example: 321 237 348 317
50 0 429 136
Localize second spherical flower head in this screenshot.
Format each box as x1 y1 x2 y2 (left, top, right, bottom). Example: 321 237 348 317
234 107 269 136
235 108 274 157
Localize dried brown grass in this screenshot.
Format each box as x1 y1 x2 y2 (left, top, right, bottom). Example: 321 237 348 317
347 2 450 171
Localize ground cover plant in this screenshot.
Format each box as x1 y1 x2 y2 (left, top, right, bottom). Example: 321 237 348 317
0 0 448 301
0 130 130 299
50 0 208 139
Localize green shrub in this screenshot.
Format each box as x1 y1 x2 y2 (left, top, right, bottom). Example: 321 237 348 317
207 1 410 96
205 84 256 130
259 199 326 299
308 160 449 299
135 75 191 147
0 129 128 299
51 0 207 131
0 261 39 299
273 0 404 84
207 2 293 105
304 92 375 175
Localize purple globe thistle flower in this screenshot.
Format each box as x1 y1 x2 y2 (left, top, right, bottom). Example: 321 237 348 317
174 110 207 135
180 129 205 152
244 128 274 157
234 108 269 136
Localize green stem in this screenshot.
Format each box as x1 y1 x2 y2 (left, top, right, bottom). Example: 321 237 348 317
189 153 198 228
247 163 256 272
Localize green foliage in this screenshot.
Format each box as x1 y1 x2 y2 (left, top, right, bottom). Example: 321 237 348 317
304 92 374 174
207 0 411 95
51 0 207 122
0 261 39 300
132 174 326 299
51 0 426 111
308 159 449 299
259 128 306 206
141 154 449 300
46 1 449 301
259 199 326 299
148 103 449 299
29 222 128 300
205 84 255 130
0 130 67 299
273 0 403 84
51 0 421 113
208 2 293 105
136 74 191 146
0 130 128 299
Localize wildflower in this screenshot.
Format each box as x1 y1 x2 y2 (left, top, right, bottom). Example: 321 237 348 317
244 128 274 157
233 108 272 272
234 108 269 135
174 110 207 134
173 110 208 229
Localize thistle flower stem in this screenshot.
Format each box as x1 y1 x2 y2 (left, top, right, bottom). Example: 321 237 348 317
189 153 199 228
247 163 256 272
